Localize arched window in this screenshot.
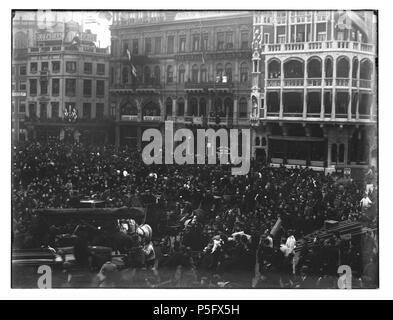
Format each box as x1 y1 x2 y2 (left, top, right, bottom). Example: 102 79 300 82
331 144 338 163
239 97 248 118
268 59 281 79
216 63 223 81
143 101 160 117
136 65 143 83
224 97 233 117
189 97 198 116
307 57 322 78
121 100 138 115
200 64 207 83
214 97 223 116
122 67 129 84
284 59 304 78
153 66 160 84
255 137 261 146
191 64 198 83
325 57 333 78
199 98 207 116
225 63 232 82
166 65 173 83
177 98 185 116
240 62 249 82
166 97 173 116
352 57 359 79
339 144 345 163
178 64 185 83
360 59 373 80
262 137 267 146
336 57 350 78
143 66 151 84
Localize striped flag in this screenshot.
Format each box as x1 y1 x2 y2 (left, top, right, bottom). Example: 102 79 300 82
126 48 137 77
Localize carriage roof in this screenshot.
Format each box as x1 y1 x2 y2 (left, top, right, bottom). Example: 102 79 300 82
34 206 146 224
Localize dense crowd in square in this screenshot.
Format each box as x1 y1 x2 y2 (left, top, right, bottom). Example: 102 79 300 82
12 141 378 288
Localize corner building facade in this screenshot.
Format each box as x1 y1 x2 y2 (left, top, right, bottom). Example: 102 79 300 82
22 19 111 144
250 11 377 170
109 11 253 149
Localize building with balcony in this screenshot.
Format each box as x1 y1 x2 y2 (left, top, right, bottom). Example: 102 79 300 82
12 12 42 142
250 11 377 170
24 22 111 144
109 11 253 149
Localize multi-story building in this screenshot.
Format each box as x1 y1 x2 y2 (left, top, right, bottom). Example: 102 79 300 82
109 11 253 149
251 11 377 171
20 17 111 144
12 13 40 142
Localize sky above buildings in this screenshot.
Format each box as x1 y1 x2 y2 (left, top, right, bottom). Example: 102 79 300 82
13 10 112 48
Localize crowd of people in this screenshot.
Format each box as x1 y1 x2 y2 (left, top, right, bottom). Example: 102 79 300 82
12 140 378 288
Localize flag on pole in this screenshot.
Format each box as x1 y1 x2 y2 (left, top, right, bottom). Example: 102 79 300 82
126 48 137 77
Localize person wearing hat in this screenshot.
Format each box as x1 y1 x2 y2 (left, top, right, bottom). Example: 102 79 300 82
94 262 118 288
295 265 316 289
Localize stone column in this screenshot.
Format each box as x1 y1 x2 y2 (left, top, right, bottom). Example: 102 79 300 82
303 61 307 118
47 102 52 119
321 55 325 119
36 103 40 118
264 58 268 119
172 98 177 118
280 60 284 118
356 63 361 120
233 96 238 125
348 59 353 120
327 142 332 167
184 96 188 117
207 96 212 118
332 56 336 119
159 98 165 122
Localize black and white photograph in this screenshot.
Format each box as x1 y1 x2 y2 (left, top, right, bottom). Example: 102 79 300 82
10 8 380 292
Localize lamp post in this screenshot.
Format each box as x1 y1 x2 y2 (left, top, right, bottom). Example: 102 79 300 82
62 104 78 143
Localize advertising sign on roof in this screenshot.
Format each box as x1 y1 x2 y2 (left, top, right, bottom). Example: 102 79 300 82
36 32 63 42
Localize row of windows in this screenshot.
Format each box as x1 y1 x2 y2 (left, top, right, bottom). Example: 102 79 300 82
27 102 105 119
259 26 366 45
163 97 249 118
267 57 373 80
12 82 27 91
119 62 250 84
120 97 249 118
121 31 250 56
29 79 105 97
29 61 106 75
265 91 372 116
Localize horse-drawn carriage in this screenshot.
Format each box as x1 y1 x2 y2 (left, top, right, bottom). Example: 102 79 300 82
12 206 155 287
